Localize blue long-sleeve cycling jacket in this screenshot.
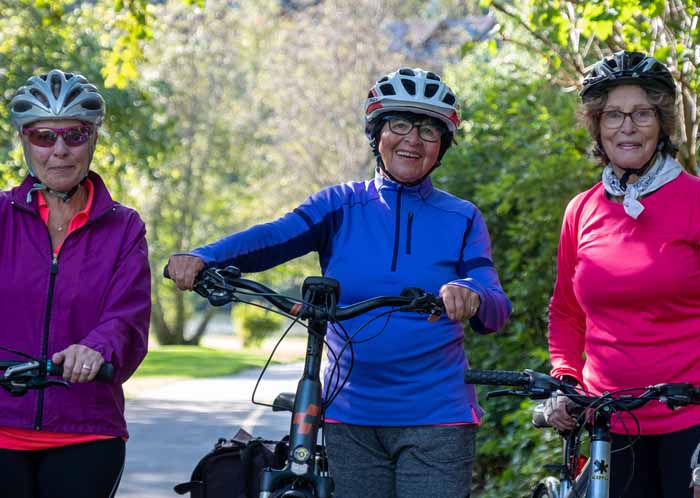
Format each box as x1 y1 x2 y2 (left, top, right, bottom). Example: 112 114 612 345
192 173 511 425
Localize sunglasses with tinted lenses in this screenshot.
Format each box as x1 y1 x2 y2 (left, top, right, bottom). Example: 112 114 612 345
22 125 94 148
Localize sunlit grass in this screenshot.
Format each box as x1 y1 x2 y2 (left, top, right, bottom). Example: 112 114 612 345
133 346 277 379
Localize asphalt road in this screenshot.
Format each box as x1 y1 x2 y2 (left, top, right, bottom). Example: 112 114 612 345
116 362 303 498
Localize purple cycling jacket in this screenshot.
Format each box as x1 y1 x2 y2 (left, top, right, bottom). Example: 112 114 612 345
0 172 150 437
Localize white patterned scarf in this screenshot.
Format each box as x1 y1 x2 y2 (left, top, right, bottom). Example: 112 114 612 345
601 154 683 219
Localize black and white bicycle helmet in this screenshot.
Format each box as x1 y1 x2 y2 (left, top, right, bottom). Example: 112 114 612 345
365 67 460 133
9 69 105 131
580 51 675 100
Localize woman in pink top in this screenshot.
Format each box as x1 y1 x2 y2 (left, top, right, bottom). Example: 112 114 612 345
547 51 700 497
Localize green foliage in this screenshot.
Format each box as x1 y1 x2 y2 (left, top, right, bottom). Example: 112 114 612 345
231 304 285 348
491 0 700 171
438 50 598 496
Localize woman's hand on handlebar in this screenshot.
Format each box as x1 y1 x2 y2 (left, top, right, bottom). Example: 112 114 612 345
544 391 577 431
166 255 205 290
52 345 105 383
439 284 480 321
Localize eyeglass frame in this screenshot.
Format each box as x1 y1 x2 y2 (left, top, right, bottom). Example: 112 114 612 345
598 107 658 129
382 115 447 142
22 124 95 148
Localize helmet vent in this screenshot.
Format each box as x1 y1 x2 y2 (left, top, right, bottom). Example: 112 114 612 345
425 83 439 98
50 74 62 99
398 68 415 76
426 72 440 81
378 76 389 83
379 83 395 95
442 93 456 105
65 88 81 106
30 88 49 107
13 101 31 112
82 97 102 110
401 78 416 95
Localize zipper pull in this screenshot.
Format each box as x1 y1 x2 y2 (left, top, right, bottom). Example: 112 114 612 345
51 254 58 275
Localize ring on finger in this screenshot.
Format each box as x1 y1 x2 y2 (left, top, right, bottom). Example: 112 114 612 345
81 363 92 370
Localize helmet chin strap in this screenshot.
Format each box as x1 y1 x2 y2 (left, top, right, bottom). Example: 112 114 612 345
602 140 663 191
26 179 86 204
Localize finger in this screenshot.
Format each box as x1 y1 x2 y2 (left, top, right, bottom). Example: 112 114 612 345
468 295 481 318
86 357 104 382
51 351 65 365
441 292 459 321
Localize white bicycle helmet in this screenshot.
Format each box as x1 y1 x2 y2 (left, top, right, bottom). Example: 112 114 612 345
364 67 460 133
10 69 105 131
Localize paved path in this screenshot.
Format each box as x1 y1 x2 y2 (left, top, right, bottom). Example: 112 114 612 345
117 363 303 498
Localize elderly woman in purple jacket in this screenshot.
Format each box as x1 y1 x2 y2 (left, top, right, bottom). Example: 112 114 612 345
0 70 150 498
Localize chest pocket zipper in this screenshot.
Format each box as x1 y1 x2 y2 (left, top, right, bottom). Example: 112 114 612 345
406 212 413 255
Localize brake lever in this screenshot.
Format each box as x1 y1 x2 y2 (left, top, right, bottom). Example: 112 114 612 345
487 389 529 399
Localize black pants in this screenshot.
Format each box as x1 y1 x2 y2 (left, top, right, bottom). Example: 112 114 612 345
610 424 700 498
0 437 125 498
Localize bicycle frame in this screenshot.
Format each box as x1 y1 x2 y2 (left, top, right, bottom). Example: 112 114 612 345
259 277 337 498
172 266 444 498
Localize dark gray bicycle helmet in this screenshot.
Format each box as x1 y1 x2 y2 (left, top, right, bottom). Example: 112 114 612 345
580 51 675 100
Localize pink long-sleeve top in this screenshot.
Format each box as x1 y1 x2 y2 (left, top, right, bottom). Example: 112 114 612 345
549 172 700 435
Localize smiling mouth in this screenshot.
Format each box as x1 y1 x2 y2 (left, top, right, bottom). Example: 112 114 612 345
617 143 642 150
396 151 420 159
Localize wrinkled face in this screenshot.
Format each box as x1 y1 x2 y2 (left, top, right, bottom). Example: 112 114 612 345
21 119 95 192
600 85 661 174
378 116 442 184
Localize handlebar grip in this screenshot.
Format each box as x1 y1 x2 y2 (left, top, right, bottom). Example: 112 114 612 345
48 362 115 382
464 369 530 386
163 265 171 279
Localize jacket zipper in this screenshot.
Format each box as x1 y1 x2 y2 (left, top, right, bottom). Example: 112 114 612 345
12 198 116 429
390 186 403 271
406 211 413 255
35 253 58 430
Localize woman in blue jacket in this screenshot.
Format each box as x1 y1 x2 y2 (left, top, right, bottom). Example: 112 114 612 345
168 67 511 498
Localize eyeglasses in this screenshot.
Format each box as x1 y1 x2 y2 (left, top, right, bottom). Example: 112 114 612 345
599 108 657 129
22 125 94 148
386 117 445 142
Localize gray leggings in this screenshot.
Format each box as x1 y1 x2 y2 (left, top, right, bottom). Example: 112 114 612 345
324 423 476 498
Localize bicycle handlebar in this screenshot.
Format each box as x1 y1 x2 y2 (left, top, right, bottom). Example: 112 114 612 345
0 359 114 396
464 368 700 410
164 265 445 321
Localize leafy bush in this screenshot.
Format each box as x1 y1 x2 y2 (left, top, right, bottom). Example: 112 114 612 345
231 304 285 348
438 51 599 497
